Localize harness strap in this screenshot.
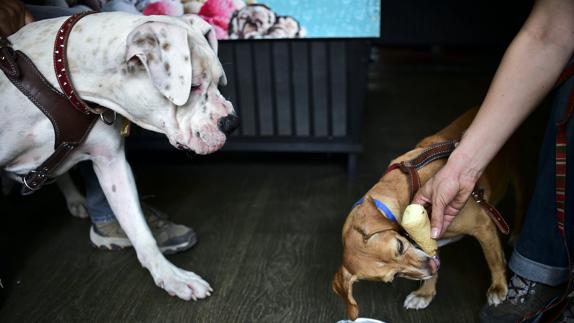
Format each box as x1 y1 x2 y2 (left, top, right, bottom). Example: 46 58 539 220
398 162 421 204
386 139 510 235
0 13 105 194
386 140 458 201
471 188 510 235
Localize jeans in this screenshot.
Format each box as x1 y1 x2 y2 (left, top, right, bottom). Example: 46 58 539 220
509 66 574 286
102 0 149 14
25 4 90 20
78 163 115 224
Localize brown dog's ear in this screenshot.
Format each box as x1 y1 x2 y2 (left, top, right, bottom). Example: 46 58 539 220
332 266 359 320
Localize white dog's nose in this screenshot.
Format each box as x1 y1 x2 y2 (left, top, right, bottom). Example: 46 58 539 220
218 114 240 135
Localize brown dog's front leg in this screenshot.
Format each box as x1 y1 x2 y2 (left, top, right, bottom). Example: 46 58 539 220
471 209 508 306
403 274 438 310
333 266 359 319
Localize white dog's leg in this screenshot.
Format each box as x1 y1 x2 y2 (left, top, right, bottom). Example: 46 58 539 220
56 172 89 219
91 154 212 300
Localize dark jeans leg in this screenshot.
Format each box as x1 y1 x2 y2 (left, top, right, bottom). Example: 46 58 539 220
25 5 89 20
509 70 574 286
78 162 115 224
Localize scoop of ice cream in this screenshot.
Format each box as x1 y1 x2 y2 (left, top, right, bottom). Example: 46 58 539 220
401 204 437 257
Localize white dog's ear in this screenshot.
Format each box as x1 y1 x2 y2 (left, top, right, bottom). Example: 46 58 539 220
179 14 219 54
125 22 192 106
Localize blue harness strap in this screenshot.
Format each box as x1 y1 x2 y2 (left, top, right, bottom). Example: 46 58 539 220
352 197 398 222
352 197 365 209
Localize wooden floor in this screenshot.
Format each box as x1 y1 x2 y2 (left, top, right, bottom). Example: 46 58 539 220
0 49 543 322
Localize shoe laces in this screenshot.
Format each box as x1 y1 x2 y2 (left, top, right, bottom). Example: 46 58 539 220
507 274 536 305
142 203 169 230
147 213 168 230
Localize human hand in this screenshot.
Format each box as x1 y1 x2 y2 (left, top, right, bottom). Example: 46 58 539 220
0 0 34 38
412 153 481 239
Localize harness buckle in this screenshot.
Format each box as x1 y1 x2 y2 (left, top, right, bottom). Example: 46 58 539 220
21 169 49 195
471 188 485 202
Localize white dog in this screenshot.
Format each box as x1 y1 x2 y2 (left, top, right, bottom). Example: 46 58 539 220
0 12 238 300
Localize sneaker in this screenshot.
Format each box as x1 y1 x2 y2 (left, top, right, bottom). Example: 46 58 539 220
89 203 197 255
555 292 574 323
479 274 565 322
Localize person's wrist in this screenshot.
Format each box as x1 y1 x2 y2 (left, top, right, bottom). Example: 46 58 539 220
447 148 483 186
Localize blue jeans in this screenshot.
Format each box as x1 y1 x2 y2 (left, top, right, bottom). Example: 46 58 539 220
26 0 148 19
78 162 115 224
509 67 574 286
25 4 90 20
102 0 149 14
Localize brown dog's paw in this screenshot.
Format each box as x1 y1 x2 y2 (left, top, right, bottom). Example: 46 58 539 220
403 291 435 310
487 284 508 306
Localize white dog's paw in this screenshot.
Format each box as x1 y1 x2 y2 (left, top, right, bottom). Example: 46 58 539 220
403 291 434 310
67 199 89 218
487 284 507 306
154 263 213 301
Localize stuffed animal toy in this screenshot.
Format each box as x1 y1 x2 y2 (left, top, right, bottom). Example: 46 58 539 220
266 16 303 38
197 0 237 39
228 3 304 39
182 0 206 14
183 0 244 17
143 0 184 16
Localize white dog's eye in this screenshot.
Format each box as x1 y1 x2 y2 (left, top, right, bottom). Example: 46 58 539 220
191 84 201 92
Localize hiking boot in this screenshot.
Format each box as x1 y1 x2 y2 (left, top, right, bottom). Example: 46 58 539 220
89 203 197 255
479 274 565 322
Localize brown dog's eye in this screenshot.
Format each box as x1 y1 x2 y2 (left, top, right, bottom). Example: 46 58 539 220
397 239 404 255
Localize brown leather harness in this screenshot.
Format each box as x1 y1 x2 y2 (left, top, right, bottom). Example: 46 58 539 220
0 12 114 194
385 140 511 235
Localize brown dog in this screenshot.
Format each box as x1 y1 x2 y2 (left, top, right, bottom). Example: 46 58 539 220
332 108 526 319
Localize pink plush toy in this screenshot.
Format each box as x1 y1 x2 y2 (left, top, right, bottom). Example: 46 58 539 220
143 0 184 16
198 0 236 39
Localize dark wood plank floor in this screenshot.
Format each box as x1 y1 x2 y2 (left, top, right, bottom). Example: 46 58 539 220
0 49 544 322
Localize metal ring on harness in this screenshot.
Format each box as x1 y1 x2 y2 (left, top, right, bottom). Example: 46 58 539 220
99 110 117 125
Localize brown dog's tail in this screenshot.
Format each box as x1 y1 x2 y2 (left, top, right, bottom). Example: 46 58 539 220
332 266 359 320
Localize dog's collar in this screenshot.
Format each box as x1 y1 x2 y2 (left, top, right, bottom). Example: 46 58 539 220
352 197 398 222
53 11 107 116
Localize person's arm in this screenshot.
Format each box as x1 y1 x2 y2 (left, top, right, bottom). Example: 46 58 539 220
0 0 34 38
413 0 574 239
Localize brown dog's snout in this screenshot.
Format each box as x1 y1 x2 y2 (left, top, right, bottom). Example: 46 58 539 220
218 114 240 135
332 266 359 320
